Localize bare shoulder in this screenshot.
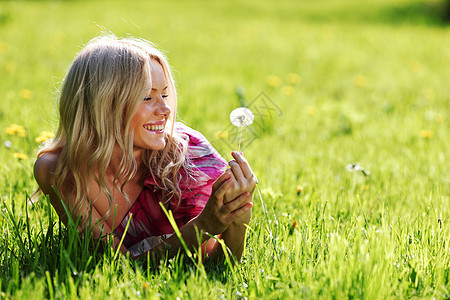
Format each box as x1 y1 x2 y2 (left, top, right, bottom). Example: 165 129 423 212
34 150 61 194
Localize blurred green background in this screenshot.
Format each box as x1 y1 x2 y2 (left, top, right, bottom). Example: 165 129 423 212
0 0 449 298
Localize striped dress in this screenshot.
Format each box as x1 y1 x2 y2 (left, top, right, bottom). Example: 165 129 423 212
113 123 227 257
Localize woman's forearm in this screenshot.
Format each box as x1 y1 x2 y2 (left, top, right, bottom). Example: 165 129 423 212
134 219 248 265
134 216 210 263
205 222 248 264
220 222 248 261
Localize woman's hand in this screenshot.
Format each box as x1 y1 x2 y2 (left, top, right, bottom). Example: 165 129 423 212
224 151 257 203
224 151 256 225
195 169 253 235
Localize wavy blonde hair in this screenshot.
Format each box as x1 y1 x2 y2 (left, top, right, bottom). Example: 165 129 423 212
38 35 193 229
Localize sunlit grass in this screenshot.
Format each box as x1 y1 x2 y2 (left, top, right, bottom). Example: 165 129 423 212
0 0 449 298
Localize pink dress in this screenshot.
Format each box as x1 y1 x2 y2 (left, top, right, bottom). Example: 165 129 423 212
113 123 227 257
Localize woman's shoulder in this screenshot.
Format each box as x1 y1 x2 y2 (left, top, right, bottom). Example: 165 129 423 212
175 122 228 181
175 122 226 164
34 149 62 193
175 122 210 146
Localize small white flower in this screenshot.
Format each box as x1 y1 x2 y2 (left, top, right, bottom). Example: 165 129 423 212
346 162 364 172
346 162 371 176
4 140 12 149
230 107 254 127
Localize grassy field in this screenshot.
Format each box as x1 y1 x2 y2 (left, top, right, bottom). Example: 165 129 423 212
0 0 449 298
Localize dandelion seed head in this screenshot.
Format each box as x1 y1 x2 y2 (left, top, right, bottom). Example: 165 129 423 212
230 107 254 127
346 162 364 172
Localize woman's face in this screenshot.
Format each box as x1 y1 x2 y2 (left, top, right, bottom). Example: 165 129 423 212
131 59 171 151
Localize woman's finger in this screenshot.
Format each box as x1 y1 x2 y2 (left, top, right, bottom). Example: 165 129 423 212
231 151 253 179
226 202 253 223
224 192 251 213
229 160 246 186
213 177 233 202
212 170 232 192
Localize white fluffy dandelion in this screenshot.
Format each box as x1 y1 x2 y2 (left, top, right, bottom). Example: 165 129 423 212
346 162 364 172
229 107 254 152
230 107 254 127
346 162 370 176
4 140 12 149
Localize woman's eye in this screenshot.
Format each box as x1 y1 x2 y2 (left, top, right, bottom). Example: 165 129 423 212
143 95 168 101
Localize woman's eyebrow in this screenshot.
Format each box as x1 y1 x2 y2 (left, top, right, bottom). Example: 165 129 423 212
151 86 169 91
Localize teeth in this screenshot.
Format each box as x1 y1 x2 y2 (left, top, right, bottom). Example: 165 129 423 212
144 124 164 131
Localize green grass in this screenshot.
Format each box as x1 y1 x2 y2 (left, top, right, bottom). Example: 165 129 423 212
1 0 449 298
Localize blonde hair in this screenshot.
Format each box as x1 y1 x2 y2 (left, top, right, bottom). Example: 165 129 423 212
38 35 193 229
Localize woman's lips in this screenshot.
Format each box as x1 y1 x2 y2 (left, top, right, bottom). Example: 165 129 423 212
143 121 165 132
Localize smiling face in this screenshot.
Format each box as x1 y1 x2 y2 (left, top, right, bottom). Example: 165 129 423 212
130 59 171 151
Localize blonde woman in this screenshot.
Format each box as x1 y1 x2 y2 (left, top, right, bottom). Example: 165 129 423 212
34 35 256 263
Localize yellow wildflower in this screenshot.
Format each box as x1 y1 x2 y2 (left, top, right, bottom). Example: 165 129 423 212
282 85 294 96
419 130 433 139
287 73 301 85
6 124 27 137
296 185 303 196
35 131 54 143
142 282 150 290
0 42 8 54
424 89 435 101
289 220 299 235
13 153 29 160
267 75 281 87
306 106 317 116
5 61 16 74
20 89 33 99
353 75 366 88
410 61 423 74
214 130 228 139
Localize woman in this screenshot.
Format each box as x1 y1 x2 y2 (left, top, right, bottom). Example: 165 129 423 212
34 35 256 263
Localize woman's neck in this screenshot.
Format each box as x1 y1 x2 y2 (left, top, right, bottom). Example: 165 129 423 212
108 146 146 179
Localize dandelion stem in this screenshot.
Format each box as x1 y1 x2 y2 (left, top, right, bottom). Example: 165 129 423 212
238 126 242 152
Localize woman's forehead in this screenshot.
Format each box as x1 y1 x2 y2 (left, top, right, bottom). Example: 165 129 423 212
149 59 167 88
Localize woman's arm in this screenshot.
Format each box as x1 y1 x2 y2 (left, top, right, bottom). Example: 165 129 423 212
135 171 253 263
34 153 129 254
34 152 253 264
203 151 256 263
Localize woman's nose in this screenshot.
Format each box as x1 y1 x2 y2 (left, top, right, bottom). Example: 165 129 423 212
155 97 171 116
